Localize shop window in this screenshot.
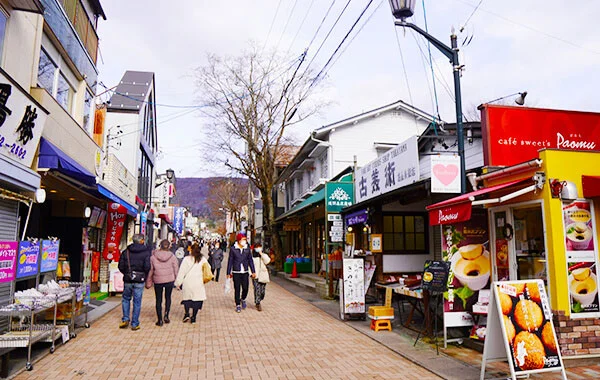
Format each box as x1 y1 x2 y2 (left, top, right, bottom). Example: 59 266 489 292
383 214 427 254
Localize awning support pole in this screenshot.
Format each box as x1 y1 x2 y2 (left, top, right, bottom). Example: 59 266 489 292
21 200 33 241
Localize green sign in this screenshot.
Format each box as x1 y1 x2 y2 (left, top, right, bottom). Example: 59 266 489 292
325 181 354 213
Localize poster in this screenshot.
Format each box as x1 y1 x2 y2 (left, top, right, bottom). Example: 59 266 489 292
442 210 489 331
562 200 599 315
492 280 563 374
342 258 365 314
16 240 40 278
102 202 127 261
422 260 450 292
91 251 100 282
0 241 18 283
40 239 60 273
371 234 382 253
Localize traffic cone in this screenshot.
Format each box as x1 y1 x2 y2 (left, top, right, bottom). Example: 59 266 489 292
291 260 298 278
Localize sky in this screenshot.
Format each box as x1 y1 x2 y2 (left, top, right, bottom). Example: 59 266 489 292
97 0 600 178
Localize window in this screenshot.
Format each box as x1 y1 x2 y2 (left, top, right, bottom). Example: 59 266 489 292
137 149 153 203
320 154 328 179
0 10 7 61
83 90 94 135
37 47 76 114
56 73 73 112
37 49 57 93
58 0 99 63
383 214 427 253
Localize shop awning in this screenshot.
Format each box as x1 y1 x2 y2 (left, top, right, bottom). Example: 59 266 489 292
427 178 533 226
97 184 138 217
276 188 325 222
582 176 600 198
158 213 172 224
38 138 96 187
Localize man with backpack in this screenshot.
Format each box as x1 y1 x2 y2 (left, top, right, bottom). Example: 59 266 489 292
118 234 151 331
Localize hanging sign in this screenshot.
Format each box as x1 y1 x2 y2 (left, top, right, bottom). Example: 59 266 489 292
481 280 566 380
16 240 40 278
0 241 18 283
562 200 599 315
326 182 354 213
431 155 461 194
174 207 185 235
40 239 60 273
102 202 127 261
355 135 419 203
140 211 148 235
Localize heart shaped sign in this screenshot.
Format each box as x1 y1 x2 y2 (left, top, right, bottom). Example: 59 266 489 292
433 164 459 186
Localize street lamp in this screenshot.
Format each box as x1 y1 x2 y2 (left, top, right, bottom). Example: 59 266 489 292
155 168 175 188
485 91 528 106
388 0 466 193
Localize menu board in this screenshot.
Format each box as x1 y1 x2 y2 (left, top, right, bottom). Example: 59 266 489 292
342 258 365 314
16 240 40 279
482 280 565 379
562 200 599 315
0 241 18 283
40 240 60 273
422 260 450 292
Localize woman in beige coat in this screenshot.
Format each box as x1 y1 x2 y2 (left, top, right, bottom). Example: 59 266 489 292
174 245 208 324
252 244 271 311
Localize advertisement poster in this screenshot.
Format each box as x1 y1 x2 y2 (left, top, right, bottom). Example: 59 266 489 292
16 240 40 278
102 202 127 261
0 241 18 283
342 258 365 314
562 200 599 315
91 251 100 282
442 210 489 333
40 239 60 273
492 280 563 374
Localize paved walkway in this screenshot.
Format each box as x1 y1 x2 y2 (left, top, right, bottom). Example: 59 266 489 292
15 252 439 380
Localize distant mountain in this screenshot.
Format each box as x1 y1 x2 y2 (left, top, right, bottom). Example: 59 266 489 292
171 177 248 219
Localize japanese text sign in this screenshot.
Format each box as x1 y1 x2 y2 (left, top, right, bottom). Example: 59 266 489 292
325 182 354 213
355 135 419 203
40 239 60 273
16 240 40 278
174 207 185 235
0 241 17 283
102 202 127 261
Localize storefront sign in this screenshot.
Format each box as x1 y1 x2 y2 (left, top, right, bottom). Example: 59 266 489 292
481 105 600 167
325 182 354 213
40 239 60 273
0 70 49 167
441 210 489 338
345 209 368 226
431 155 461 194
422 260 450 292
174 207 185 235
562 200 600 315
355 135 419 203
0 241 18 283
158 176 170 214
482 280 564 378
283 219 301 231
16 240 40 278
429 202 472 226
102 202 127 261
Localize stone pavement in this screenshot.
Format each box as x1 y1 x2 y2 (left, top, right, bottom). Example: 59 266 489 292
14 254 439 380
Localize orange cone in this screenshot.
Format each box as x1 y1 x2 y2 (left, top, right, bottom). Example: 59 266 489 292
291 260 298 278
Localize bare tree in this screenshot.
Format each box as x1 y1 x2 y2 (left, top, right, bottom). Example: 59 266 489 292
206 178 247 233
195 45 323 268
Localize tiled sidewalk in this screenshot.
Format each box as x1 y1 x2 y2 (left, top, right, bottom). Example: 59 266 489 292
15 255 439 380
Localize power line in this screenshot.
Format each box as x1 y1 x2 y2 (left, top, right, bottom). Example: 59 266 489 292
286 0 317 55
275 0 300 52
306 0 338 52
459 0 484 32
262 0 283 51
393 28 418 133
421 0 442 122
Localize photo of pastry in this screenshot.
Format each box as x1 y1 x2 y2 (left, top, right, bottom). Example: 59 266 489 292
567 262 599 314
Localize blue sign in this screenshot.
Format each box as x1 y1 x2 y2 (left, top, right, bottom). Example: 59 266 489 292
345 209 368 226
16 240 40 278
174 207 185 235
40 240 60 273
140 212 148 235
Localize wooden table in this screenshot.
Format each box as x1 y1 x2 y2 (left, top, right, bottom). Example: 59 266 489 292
375 284 432 335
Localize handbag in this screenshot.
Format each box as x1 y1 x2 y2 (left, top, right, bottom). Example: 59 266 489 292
126 249 146 283
202 261 214 284
257 254 270 284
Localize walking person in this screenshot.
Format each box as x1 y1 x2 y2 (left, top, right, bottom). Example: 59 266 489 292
174 244 209 324
211 242 224 282
146 239 179 326
118 234 151 331
252 244 271 311
226 233 256 313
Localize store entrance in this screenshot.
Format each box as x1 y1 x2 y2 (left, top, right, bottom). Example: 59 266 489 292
491 204 548 286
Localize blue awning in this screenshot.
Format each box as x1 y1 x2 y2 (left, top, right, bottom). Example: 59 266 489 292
38 138 96 186
97 184 138 217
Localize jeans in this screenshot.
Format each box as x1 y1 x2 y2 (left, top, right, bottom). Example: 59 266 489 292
212 268 221 282
122 282 145 327
154 282 174 321
232 273 249 306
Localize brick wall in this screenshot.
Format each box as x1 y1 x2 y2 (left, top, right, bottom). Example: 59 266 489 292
554 310 600 357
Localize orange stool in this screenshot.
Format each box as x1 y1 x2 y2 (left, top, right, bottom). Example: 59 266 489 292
370 319 392 332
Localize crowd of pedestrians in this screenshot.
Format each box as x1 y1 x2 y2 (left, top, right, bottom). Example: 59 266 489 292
118 232 272 330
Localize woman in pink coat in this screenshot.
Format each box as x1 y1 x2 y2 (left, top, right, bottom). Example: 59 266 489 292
146 240 179 326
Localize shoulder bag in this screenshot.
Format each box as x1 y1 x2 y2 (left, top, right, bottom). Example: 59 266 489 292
126 249 146 283
202 260 214 284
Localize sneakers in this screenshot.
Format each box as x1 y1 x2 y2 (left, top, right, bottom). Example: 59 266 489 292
256 303 262 312
119 321 129 329
190 317 196 324
236 305 242 313
131 325 140 331
241 300 247 310
164 315 170 324
183 315 190 323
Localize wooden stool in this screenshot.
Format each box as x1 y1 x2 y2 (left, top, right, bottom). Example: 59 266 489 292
370 319 392 332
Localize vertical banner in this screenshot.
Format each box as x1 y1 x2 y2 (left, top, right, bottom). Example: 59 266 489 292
16 240 40 278
442 210 490 334
430 155 461 193
40 239 60 273
102 202 127 261
562 200 599 315
174 207 185 235
0 241 18 283
342 258 365 314
140 211 148 235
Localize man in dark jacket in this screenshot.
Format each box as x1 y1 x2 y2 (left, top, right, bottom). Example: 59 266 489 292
227 233 256 313
118 234 151 330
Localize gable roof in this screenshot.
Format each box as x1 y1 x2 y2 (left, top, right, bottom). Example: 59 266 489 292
107 71 154 112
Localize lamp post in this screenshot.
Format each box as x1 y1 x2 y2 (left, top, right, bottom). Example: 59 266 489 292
388 0 466 193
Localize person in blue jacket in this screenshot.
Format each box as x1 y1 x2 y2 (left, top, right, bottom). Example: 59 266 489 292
226 233 256 313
